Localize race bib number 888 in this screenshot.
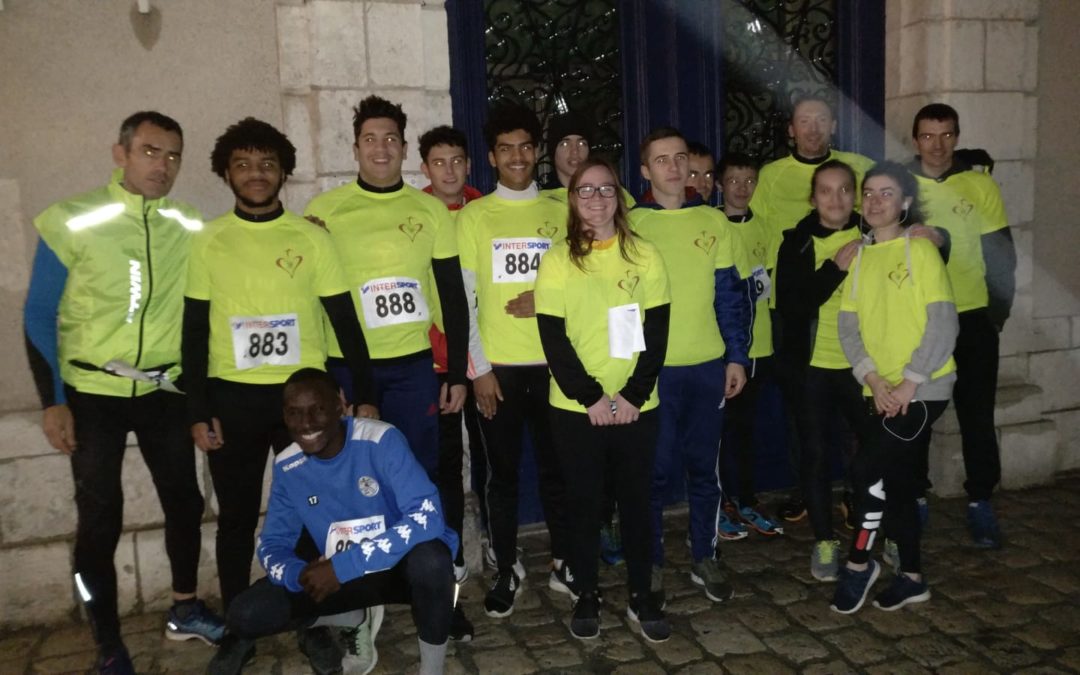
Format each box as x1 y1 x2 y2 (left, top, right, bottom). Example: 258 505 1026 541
230 313 301 370
491 237 551 284
360 276 430 329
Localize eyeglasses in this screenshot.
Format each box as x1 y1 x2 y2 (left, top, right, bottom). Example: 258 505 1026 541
575 184 618 199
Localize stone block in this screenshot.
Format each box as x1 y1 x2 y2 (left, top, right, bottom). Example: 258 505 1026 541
0 453 76 544
999 292 1033 356
282 95 316 181
927 429 967 497
135 522 220 612
316 89 362 174
311 0 367 89
0 540 74 628
0 410 56 461
1012 226 1033 290
940 92 1029 160
943 0 1039 21
422 6 450 91
884 94 927 161
367 3 424 87
0 179 30 294
317 174 356 194
283 182 320 215
998 353 1028 383
1029 348 1080 410
995 161 1035 224
897 23 930 97
276 4 312 92
999 419 1058 489
985 21 1032 91
1031 318 1072 351
900 0 946 27
996 382 1047 426
1045 408 1080 471
1074 317 1080 348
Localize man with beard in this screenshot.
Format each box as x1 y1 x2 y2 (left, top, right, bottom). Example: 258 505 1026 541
182 117 377 672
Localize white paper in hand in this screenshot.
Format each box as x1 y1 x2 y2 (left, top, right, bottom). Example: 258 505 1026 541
608 303 646 360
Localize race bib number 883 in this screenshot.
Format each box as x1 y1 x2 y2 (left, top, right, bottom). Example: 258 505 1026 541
491 237 551 284
230 313 301 370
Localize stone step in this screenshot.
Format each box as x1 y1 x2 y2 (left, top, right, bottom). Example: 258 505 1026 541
929 418 1059 497
935 381 1044 434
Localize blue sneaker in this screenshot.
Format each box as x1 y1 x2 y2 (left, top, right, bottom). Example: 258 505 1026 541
830 560 880 615
872 574 931 611
165 599 225 645
738 505 784 536
599 524 625 565
716 512 749 541
967 500 1002 549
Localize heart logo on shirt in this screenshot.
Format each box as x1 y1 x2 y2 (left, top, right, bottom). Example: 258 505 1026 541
618 270 640 297
276 249 303 278
694 232 717 254
888 262 910 288
952 199 974 218
753 241 767 262
399 217 423 242
537 222 558 239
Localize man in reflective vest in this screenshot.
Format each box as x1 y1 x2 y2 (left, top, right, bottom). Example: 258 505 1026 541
23 111 223 675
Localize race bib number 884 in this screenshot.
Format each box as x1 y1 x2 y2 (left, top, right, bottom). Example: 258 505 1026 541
491 237 551 284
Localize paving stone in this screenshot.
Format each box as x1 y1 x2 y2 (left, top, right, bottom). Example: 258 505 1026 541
0 631 38 663
689 615 766 657
472 647 538 673
937 661 1002 675
644 633 701 667
1038 603 1080 632
1057 646 1080 672
466 624 515 650
784 600 856 632
36 624 95 658
32 651 95 674
957 633 1042 670
732 601 792 634
864 659 932 675
857 606 932 638
964 596 1035 628
1011 620 1080 651
721 653 797 675
1032 565 1080 593
520 623 571 647
801 659 860 675
613 660 666 674
602 627 648 662
1012 667 1072 675
529 642 583 669
747 575 810 605
922 601 986 636
823 629 891 665
763 631 830 664
674 661 725 675
894 633 970 668
664 593 714 616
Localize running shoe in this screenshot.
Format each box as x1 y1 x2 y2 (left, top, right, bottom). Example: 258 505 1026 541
716 512 749 541
882 538 900 574
96 645 135 675
454 562 469 585
650 565 666 610
599 524 625 566
873 574 931 611
549 561 578 599
297 626 344 675
840 491 857 531
830 560 880 615
165 598 225 645
811 539 841 581
690 557 734 602
967 500 1002 549
569 591 601 640
483 569 522 618
341 604 382 675
449 605 474 642
738 504 784 536
778 496 807 522
627 592 671 643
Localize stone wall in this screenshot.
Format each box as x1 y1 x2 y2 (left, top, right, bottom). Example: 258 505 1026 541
885 0 1080 494
0 0 454 629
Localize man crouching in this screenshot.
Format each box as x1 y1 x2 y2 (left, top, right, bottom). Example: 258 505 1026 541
209 368 455 675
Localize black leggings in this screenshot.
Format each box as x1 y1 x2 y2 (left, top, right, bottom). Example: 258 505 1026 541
67 388 204 649
721 356 773 505
848 399 948 574
227 540 453 645
552 407 657 596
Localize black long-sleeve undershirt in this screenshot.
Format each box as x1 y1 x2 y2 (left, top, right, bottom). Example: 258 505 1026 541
321 291 376 407
431 256 468 386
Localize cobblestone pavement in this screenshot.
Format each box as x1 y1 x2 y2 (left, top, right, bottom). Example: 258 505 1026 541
3 473 1080 674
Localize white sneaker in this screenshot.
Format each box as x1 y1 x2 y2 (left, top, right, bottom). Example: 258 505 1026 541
341 605 383 675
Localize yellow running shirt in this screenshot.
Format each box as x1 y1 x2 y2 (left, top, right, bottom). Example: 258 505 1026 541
534 237 670 413
751 150 874 268
631 205 749 366
186 210 350 384
304 182 458 359
457 193 568 365
810 227 862 369
840 235 956 393
724 212 774 359
915 170 1007 312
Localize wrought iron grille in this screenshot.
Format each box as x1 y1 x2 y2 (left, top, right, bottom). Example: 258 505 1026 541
723 0 838 161
484 0 624 183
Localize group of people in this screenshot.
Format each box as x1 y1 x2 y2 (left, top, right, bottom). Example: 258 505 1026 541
22 92 1014 674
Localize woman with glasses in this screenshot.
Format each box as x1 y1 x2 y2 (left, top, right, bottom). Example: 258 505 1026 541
830 161 958 614
534 157 671 641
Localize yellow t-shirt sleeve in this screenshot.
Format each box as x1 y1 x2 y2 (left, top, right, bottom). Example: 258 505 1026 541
977 176 1008 235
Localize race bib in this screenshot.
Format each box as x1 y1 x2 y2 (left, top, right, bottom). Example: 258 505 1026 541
230 313 300 370
751 265 772 302
491 237 551 284
324 515 386 558
359 276 430 329
608 303 646 360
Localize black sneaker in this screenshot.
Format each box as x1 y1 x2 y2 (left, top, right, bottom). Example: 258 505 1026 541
873 574 931 611
778 496 807 522
627 592 671 643
206 635 256 675
297 626 344 675
569 591 601 640
830 560 880 615
483 569 522 618
548 561 578 600
449 605 474 642
96 644 135 675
